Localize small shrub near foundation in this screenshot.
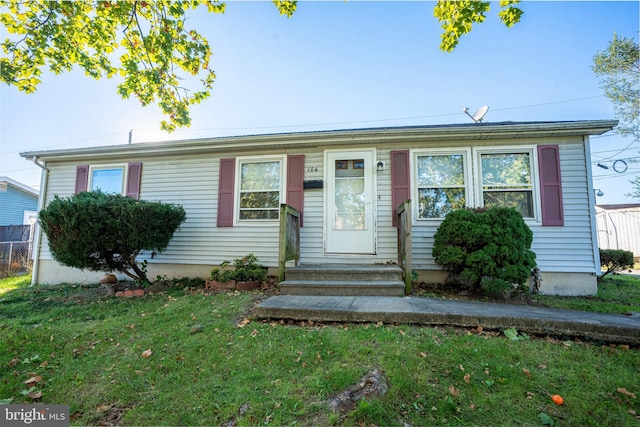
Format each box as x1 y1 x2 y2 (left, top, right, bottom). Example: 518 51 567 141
432 207 536 296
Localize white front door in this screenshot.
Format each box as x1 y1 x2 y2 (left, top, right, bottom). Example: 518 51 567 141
325 150 376 254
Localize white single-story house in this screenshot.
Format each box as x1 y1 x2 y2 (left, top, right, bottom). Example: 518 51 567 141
21 120 617 295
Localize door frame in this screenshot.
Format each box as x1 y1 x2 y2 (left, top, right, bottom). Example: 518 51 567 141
323 148 378 255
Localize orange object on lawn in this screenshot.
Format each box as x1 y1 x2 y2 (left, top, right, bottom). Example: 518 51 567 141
551 394 564 405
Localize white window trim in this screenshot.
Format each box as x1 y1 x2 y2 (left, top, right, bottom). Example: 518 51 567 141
88 164 127 195
413 148 473 221
412 146 542 223
234 155 286 225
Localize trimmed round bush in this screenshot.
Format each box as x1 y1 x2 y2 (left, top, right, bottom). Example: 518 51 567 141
432 207 536 295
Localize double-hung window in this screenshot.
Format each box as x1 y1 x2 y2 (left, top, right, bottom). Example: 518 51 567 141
89 166 125 194
237 158 283 221
478 150 535 218
415 152 469 219
413 147 539 221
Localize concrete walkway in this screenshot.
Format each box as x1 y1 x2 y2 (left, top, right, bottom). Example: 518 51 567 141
254 295 640 345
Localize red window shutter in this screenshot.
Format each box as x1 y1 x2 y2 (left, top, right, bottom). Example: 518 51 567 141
126 162 142 199
286 155 305 227
537 145 564 226
391 150 410 227
217 158 236 227
75 165 89 194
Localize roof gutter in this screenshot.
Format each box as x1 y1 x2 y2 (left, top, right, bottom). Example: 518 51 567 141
20 120 618 163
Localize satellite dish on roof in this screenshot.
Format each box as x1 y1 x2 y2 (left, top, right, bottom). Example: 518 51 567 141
463 105 489 123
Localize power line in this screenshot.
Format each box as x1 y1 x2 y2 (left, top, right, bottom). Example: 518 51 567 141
491 95 605 112
595 139 639 162
131 95 609 134
0 131 127 156
0 95 612 153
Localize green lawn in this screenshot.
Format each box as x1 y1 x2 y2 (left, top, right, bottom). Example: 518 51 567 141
1 276 639 426
535 274 640 314
0 275 31 295
416 273 640 315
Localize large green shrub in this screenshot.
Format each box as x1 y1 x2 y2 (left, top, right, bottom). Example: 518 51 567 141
599 249 634 279
432 207 536 295
39 191 186 282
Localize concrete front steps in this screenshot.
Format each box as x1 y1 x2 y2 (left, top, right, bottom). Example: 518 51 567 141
279 264 406 297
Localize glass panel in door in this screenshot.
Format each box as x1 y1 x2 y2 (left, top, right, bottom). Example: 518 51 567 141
325 151 376 254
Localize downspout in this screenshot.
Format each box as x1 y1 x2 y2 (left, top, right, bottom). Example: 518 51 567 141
584 136 602 278
31 156 49 286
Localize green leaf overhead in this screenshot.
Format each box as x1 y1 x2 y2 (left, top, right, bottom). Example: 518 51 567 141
2 0 526 131
0 0 295 131
434 0 523 52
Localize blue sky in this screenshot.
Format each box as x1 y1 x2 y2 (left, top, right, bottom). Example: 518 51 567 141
1 1 638 204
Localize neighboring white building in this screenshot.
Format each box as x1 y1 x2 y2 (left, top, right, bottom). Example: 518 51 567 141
21 120 617 295
596 204 640 261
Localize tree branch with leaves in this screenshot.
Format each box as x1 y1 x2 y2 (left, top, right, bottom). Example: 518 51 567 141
434 0 523 52
0 0 296 131
592 34 640 199
2 0 523 131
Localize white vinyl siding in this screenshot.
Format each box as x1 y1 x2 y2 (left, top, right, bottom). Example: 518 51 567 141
408 140 596 273
36 135 598 278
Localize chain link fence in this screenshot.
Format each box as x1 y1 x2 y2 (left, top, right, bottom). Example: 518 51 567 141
0 224 34 278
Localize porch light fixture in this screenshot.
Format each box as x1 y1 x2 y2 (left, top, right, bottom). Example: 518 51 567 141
377 161 385 172
595 188 604 197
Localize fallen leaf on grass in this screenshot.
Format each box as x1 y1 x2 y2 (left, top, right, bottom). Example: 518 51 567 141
538 412 555 426
140 349 152 358
463 374 470 384
522 368 532 379
617 387 636 398
237 318 251 328
448 385 459 396
24 376 43 385
28 390 42 400
189 324 204 334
